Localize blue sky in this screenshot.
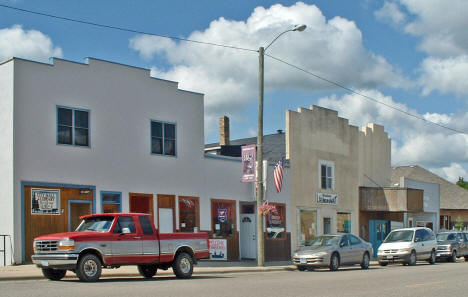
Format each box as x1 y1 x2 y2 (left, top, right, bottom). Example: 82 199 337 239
0 0 467 182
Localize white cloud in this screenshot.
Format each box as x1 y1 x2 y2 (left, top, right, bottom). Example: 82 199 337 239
130 2 406 134
0 25 62 62
419 55 468 96
374 2 407 26
430 163 468 183
381 1 468 97
318 90 468 178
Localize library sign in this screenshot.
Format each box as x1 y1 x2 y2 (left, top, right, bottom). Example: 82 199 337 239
31 189 60 214
316 192 338 205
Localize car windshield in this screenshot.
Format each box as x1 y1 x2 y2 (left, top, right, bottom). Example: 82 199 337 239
384 230 414 243
306 236 340 247
437 233 456 241
76 216 114 232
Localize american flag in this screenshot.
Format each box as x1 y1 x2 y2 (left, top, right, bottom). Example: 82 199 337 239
273 158 284 193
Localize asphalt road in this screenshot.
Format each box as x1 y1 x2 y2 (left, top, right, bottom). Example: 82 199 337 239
2 261 468 297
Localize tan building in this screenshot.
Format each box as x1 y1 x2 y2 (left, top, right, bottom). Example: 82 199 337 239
286 105 423 255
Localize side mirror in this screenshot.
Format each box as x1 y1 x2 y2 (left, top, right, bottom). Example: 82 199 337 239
339 242 345 247
121 227 131 234
414 238 420 243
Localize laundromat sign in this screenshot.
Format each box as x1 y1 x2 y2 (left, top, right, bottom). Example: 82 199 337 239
31 189 60 214
316 192 338 205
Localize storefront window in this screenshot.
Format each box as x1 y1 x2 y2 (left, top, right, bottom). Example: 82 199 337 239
211 199 236 238
337 212 351 233
101 192 121 213
266 203 286 239
299 209 317 246
179 196 200 232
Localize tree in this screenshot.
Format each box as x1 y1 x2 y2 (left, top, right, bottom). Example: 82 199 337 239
456 177 468 190
454 216 464 231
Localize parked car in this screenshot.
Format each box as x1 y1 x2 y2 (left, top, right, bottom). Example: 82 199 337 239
32 213 210 282
377 227 436 266
293 234 373 271
436 231 468 262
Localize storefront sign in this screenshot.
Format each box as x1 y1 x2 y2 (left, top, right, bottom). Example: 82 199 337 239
31 189 60 214
209 239 227 260
316 192 338 205
241 145 256 182
218 208 228 222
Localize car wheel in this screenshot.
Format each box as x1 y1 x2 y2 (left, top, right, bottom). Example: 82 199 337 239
428 249 436 265
361 252 370 269
378 261 388 266
76 253 102 282
42 268 66 281
450 251 457 263
408 250 417 266
464 256 468 261
297 266 307 271
172 252 194 279
138 264 158 278
329 253 340 271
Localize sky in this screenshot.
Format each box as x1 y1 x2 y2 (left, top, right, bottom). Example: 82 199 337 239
0 0 467 183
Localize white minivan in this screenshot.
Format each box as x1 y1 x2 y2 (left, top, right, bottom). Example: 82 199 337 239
377 227 437 266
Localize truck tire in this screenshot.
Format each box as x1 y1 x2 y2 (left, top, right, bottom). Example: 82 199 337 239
138 264 158 278
76 254 102 282
172 252 194 279
450 251 457 263
42 268 66 281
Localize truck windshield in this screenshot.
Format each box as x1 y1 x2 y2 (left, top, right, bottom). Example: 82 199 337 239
437 233 456 241
76 216 114 232
384 230 414 243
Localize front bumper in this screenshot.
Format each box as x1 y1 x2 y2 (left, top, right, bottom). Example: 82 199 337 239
377 252 411 263
293 254 330 267
32 253 79 269
436 250 452 258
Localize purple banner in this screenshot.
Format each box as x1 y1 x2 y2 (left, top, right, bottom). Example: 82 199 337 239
241 145 256 182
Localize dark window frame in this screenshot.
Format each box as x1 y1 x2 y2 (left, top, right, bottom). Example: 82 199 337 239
57 106 90 147
150 120 177 156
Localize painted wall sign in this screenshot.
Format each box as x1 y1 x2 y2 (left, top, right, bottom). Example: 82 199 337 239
316 192 338 205
209 239 227 260
218 208 228 222
31 189 60 214
241 145 256 182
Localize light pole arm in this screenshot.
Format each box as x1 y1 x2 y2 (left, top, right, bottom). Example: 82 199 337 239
264 29 293 51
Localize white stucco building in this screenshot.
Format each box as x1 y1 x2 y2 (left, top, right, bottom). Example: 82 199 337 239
0 57 290 265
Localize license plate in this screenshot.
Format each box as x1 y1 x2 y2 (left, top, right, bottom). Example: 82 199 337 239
41 260 48 267
300 258 307 264
386 255 393 259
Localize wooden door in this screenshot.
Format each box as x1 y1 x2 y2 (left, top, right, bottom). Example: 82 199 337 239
69 202 92 231
129 193 154 219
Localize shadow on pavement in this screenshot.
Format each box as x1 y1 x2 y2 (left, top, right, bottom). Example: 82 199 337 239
62 275 231 283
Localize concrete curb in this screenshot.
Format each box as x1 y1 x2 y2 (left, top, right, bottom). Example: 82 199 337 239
0 262 381 282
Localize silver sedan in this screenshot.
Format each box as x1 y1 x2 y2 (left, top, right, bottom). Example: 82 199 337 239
293 234 373 271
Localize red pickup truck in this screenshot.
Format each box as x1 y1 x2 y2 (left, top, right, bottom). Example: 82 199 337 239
31 213 210 282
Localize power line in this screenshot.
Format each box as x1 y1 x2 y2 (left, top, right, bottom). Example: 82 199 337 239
265 53 468 135
0 3 257 53
1 4 466 135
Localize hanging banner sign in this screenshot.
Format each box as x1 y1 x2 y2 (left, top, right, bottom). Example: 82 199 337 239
218 208 228 222
316 192 338 205
31 189 60 214
209 239 227 260
241 145 256 182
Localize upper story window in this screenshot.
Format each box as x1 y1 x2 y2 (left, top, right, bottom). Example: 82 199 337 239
319 160 334 190
57 107 89 146
151 120 176 156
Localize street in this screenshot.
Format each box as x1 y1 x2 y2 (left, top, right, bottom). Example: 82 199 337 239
2 261 468 297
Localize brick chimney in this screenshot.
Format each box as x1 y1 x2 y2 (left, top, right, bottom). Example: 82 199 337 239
219 116 230 146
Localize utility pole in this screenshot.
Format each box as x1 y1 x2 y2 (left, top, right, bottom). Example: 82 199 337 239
256 46 265 267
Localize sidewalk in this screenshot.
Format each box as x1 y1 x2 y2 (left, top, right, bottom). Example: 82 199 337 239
0 260 380 281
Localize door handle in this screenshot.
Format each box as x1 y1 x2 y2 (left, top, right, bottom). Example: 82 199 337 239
422 243 424 246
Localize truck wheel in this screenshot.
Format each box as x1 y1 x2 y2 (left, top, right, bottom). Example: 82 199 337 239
42 268 66 281
172 252 194 279
138 264 158 278
450 251 457 263
76 254 102 282
427 250 436 265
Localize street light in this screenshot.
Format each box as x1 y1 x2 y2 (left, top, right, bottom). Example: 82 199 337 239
256 24 306 267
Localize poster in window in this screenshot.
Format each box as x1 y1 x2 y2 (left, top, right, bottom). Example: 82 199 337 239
209 239 227 260
31 189 60 214
218 208 228 222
